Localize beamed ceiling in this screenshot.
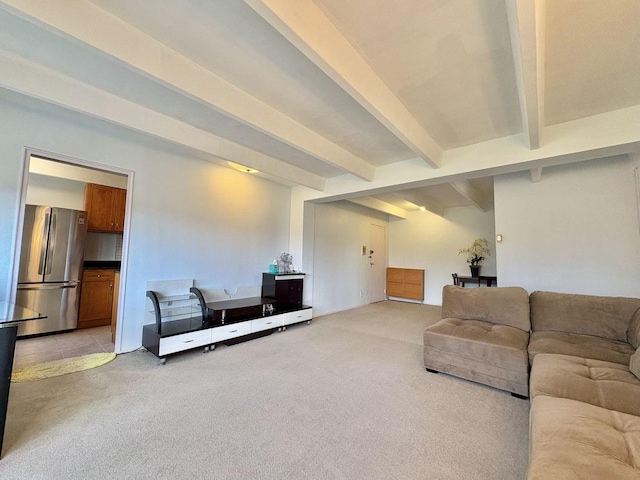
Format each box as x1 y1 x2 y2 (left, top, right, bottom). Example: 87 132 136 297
0 0 639 217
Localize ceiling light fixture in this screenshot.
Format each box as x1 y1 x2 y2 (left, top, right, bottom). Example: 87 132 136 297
419 206 426 212
228 161 259 173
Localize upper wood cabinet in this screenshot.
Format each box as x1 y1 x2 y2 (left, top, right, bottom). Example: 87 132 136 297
84 183 126 233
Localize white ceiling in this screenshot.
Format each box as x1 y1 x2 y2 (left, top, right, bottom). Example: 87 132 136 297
0 0 638 216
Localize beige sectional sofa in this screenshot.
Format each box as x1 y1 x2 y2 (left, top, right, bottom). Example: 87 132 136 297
526 291 640 480
423 287 640 479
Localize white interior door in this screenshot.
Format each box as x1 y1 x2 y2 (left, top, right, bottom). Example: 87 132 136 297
368 224 387 303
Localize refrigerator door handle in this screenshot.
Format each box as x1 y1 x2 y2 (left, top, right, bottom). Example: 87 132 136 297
37 211 50 275
45 212 57 275
17 283 78 291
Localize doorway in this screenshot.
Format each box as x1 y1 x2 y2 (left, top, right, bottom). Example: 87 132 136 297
367 224 387 303
10 148 132 354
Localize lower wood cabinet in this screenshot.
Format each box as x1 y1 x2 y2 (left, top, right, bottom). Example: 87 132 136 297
78 268 115 329
386 267 425 302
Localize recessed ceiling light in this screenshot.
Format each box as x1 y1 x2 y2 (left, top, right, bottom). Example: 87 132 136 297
228 161 259 173
419 206 426 212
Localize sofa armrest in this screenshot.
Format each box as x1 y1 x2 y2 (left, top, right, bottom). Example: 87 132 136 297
628 308 640 349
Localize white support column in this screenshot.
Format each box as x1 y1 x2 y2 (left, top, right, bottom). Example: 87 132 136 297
530 167 543 183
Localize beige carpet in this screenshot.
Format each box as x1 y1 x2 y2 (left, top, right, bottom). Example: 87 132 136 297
11 352 116 383
2 301 529 479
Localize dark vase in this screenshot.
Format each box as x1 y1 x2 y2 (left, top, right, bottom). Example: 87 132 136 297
470 265 480 277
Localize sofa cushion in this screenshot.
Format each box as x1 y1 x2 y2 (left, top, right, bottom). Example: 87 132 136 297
442 285 530 331
528 330 635 365
631 348 640 381
530 291 640 342
530 353 640 417
424 318 529 371
528 395 640 480
424 318 530 396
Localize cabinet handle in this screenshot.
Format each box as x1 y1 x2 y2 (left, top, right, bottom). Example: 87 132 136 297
97 274 101 278
183 339 194 343
265 322 273 325
229 329 238 333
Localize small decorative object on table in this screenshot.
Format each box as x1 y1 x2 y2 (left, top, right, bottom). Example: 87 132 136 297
269 260 278 273
278 252 294 273
458 238 490 277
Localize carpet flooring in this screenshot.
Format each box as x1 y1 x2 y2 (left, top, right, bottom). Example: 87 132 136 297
2 301 529 479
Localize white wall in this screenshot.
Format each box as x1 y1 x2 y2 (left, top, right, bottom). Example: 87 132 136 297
494 154 640 296
0 93 291 352
312 201 388 316
29 156 128 189
25 174 86 210
389 206 497 305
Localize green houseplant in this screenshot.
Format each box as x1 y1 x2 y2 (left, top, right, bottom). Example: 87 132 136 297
459 238 490 277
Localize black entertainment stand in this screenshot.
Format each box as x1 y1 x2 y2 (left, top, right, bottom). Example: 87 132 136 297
142 274 311 363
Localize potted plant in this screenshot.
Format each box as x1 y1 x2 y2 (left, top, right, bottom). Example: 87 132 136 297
459 238 490 277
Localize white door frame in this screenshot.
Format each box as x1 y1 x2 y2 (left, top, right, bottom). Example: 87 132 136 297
367 223 387 303
8 147 134 354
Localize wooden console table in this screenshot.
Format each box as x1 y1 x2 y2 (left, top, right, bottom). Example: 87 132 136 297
456 275 498 287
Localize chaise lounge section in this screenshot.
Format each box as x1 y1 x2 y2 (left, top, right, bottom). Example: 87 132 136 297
423 285 531 397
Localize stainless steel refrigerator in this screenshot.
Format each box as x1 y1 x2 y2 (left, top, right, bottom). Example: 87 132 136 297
16 205 87 337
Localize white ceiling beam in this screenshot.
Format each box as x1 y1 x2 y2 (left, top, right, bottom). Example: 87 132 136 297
0 0 375 182
291 104 640 203
394 190 445 217
347 197 408 219
0 51 326 191
244 0 443 168
450 181 490 211
505 0 545 149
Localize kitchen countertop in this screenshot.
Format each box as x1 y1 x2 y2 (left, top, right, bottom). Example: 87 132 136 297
83 260 121 270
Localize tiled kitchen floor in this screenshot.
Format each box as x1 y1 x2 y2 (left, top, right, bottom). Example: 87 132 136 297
13 326 114 370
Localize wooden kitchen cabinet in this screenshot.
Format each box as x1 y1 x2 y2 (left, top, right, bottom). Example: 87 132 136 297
78 269 115 329
84 183 126 233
